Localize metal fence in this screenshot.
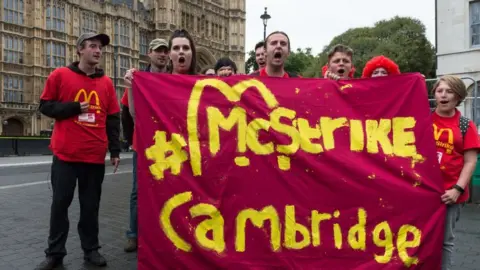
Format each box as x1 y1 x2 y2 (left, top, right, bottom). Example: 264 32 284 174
425 77 480 125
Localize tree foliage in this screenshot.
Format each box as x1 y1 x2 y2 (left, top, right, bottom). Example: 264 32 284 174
318 16 435 78
245 50 258 74
244 16 435 78
244 48 317 76
284 48 317 76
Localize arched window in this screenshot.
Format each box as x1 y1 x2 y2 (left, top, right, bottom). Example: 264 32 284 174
81 11 99 34
114 19 130 47
46 1 65 32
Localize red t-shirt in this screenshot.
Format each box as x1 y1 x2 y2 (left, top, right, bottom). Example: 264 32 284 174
258 68 298 78
121 90 137 151
40 67 120 164
432 110 480 203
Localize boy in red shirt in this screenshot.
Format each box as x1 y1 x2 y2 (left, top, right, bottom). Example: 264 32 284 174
431 75 480 270
322 44 356 80
35 32 121 270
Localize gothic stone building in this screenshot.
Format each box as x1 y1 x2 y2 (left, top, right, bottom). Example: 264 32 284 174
0 0 246 136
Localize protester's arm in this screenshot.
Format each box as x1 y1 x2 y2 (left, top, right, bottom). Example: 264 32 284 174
127 86 135 121
121 104 134 146
39 71 82 119
456 149 477 190
107 113 121 158
442 122 480 204
106 81 121 158
124 69 136 121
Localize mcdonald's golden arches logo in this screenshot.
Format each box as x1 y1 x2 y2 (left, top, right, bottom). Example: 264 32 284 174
74 89 101 113
433 124 454 154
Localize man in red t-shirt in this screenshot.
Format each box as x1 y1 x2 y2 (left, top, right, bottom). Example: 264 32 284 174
121 38 170 253
431 75 480 269
250 31 300 78
35 32 120 270
255 41 266 70
248 41 266 75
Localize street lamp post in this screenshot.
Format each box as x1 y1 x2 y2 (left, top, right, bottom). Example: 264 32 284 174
113 45 118 93
260 7 271 40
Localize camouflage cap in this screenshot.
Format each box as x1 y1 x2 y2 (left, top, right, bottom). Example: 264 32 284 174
76 32 110 48
149 38 169 51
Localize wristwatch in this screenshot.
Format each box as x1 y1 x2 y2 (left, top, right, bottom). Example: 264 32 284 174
453 184 465 194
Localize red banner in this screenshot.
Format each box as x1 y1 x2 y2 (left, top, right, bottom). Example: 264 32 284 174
133 73 445 269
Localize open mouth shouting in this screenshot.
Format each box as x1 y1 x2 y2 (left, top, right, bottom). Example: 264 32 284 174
178 56 186 64
274 52 282 60
439 100 449 105
337 68 345 76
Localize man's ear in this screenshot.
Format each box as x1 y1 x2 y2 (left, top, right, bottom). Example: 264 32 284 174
321 65 328 77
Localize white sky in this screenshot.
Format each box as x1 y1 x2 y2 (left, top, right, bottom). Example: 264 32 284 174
245 0 435 55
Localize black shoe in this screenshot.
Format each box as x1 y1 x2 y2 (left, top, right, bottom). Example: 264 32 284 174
34 257 63 270
84 250 107 267
124 238 137 253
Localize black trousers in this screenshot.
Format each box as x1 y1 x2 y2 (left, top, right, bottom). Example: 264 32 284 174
45 155 105 259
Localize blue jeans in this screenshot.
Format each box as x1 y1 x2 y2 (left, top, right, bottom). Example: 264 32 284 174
442 203 462 270
126 151 137 239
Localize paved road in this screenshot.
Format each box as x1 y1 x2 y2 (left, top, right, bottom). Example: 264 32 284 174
0 160 137 270
0 156 479 269
453 204 480 270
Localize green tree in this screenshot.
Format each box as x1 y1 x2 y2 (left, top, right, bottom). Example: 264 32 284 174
284 48 317 76
244 47 318 77
245 50 258 74
312 16 435 78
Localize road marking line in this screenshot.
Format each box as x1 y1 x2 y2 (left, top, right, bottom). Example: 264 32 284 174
0 170 132 190
0 155 134 168
0 161 51 168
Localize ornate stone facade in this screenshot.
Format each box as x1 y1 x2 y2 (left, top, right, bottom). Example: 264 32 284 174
0 0 246 136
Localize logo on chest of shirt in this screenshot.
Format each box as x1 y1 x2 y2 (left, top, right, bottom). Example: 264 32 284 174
74 89 102 127
74 89 102 113
433 123 454 154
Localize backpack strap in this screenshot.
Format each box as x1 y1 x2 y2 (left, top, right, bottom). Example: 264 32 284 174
459 116 470 139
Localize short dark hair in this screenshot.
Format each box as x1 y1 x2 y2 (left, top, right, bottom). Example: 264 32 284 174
76 40 86 57
327 44 354 62
214 57 237 74
255 41 265 51
168 29 197 75
265 31 291 52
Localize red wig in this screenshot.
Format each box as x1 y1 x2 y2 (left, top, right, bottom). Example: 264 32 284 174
361 55 400 78
321 65 356 78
